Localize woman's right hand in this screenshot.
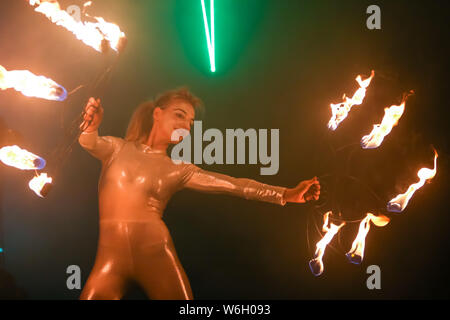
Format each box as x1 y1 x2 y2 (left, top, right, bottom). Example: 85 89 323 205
81 97 103 132
283 177 320 203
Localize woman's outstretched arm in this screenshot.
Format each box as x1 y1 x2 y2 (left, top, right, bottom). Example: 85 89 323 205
182 165 320 206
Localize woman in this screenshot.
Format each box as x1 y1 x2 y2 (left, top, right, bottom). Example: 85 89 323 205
78 88 320 300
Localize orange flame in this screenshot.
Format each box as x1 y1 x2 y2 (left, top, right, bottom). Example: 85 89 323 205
387 150 438 212
29 173 53 198
29 0 126 53
361 99 406 149
309 212 345 276
346 213 390 264
328 70 374 130
0 64 67 101
0 145 46 170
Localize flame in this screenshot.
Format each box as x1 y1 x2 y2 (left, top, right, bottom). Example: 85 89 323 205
29 0 126 53
346 213 390 264
29 173 53 198
0 145 46 170
309 212 345 276
0 65 67 101
387 150 438 212
328 70 374 130
361 99 406 149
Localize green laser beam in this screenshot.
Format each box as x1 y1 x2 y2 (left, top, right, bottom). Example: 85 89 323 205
201 0 215 72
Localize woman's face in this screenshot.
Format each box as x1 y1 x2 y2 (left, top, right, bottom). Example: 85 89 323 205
154 99 195 144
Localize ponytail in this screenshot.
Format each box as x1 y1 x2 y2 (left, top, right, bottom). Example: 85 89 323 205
125 101 156 144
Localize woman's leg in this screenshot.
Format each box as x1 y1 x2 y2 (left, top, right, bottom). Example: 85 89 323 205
80 221 136 300
134 240 193 300
80 267 128 300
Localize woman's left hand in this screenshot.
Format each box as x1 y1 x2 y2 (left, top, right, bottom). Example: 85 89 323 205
283 177 320 203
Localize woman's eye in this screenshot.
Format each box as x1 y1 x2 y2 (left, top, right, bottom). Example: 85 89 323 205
175 113 185 119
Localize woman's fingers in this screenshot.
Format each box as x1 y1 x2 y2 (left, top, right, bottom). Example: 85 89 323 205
84 98 102 117
288 177 321 203
85 97 101 110
81 97 103 131
306 184 320 194
305 194 317 202
308 178 320 192
304 178 321 202
309 176 318 185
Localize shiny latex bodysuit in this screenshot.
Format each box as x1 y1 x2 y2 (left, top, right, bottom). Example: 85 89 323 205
78 130 287 299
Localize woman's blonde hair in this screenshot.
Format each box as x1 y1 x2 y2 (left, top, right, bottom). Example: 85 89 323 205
125 87 203 144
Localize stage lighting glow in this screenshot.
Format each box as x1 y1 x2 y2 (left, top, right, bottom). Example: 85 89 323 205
201 0 215 72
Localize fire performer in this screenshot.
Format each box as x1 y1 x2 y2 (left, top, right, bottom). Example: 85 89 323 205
78 88 320 299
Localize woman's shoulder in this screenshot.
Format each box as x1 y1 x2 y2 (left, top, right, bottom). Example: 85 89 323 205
172 161 202 184
105 135 125 143
104 135 126 149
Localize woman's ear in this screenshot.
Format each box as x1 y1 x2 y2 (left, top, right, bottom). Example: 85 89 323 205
153 106 162 122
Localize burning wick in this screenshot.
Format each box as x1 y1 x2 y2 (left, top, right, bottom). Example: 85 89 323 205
0 145 46 170
309 212 345 276
361 98 407 149
0 65 67 101
28 0 127 53
346 213 390 264
328 70 374 131
387 150 438 213
29 173 53 198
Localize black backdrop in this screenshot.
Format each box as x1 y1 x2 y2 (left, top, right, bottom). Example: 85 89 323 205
0 0 449 299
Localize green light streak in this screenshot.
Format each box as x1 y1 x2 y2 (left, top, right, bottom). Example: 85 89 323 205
201 0 215 72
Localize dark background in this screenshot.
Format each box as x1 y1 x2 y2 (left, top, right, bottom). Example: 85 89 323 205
0 0 449 299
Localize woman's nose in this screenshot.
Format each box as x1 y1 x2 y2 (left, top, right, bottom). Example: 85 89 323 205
180 121 191 131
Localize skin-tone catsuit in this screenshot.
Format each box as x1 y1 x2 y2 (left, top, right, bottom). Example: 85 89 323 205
78 131 287 300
